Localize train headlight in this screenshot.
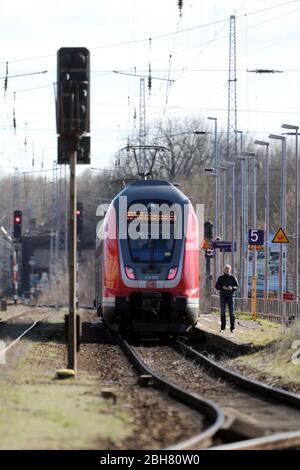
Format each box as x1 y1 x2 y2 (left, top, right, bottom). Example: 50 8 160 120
167 266 178 280
125 266 136 280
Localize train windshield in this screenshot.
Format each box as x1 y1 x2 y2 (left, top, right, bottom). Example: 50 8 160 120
127 201 176 263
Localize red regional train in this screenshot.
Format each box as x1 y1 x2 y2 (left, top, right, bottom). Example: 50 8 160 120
95 180 199 333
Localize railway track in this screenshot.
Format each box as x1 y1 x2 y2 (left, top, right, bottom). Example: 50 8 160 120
117 333 300 450
117 334 225 450
0 307 53 363
175 335 300 406
173 336 300 449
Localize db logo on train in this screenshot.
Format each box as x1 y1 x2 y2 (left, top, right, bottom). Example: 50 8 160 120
146 280 157 288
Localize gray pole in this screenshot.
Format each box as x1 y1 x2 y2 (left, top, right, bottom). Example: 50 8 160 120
265 145 270 299
208 117 219 279
244 157 248 298
236 151 255 299
252 157 257 296
241 156 245 297
221 162 236 270
282 124 299 301
269 134 286 300
296 129 299 300
215 163 235 271
223 170 227 241
283 137 287 299
232 163 235 271
139 78 146 175
254 140 270 299
207 117 218 235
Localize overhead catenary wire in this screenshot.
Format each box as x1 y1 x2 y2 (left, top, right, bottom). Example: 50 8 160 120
1 4 299 104
0 0 298 65
1 1 300 175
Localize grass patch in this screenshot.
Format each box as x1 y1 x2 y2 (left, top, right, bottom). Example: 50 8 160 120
0 330 133 449
231 321 300 387
208 311 282 346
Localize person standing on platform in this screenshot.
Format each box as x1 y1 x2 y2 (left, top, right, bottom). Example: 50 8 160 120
215 264 239 332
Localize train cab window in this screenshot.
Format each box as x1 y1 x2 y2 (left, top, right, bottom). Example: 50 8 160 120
129 236 174 263
127 201 176 263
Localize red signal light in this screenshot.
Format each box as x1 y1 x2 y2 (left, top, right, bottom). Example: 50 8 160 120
76 210 81 216
13 210 22 240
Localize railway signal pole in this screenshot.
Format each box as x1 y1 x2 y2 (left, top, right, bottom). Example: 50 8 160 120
13 210 22 304
56 47 90 372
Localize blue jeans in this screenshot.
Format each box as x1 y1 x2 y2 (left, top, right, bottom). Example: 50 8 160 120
220 296 235 330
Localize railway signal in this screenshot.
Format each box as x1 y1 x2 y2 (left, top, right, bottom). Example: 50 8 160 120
204 219 213 242
56 47 91 373
56 47 90 164
13 210 22 305
57 135 90 164
13 210 22 241
57 47 90 137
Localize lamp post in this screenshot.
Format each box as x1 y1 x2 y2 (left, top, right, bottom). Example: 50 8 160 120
251 156 257 318
207 117 221 280
269 134 287 300
254 140 270 299
206 162 236 273
218 162 236 271
235 152 256 299
207 117 219 237
281 123 299 301
235 130 244 295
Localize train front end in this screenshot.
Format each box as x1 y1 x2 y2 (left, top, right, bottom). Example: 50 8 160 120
96 180 200 333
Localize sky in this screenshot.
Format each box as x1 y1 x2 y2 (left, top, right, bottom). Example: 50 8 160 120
1 0 300 174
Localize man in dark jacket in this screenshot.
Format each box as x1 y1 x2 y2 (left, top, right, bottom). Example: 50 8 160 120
215 264 239 332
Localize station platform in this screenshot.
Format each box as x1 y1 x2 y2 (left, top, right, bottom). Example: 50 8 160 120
196 311 282 354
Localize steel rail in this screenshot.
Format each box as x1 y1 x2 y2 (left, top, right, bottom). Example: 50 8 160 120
117 335 225 450
209 430 300 450
174 339 300 409
0 310 52 361
0 308 44 324
26 303 93 311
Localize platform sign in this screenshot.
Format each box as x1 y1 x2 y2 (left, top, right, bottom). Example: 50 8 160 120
248 229 264 245
248 234 287 297
249 245 264 251
212 240 236 252
205 248 215 258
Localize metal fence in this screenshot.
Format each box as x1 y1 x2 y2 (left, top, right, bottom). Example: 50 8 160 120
211 295 300 324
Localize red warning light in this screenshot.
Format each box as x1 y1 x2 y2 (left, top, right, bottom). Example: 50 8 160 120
13 210 22 240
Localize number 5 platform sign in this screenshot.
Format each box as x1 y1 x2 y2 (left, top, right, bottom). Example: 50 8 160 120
248 229 264 245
